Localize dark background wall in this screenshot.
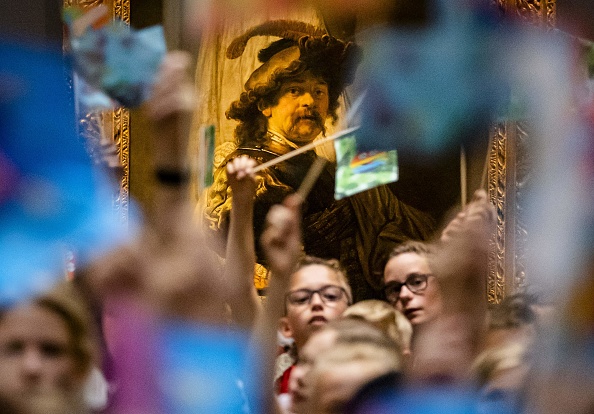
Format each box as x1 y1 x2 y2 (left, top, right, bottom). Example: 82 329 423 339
0 0 62 45
557 0 594 41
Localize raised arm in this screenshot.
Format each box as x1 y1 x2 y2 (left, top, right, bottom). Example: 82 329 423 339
138 50 230 322
145 51 196 232
411 189 495 384
85 51 228 323
260 194 303 319
224 155 261 327
253 194 303 414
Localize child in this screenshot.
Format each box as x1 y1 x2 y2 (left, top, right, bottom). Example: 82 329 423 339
0 281 98 413
276 256 353 395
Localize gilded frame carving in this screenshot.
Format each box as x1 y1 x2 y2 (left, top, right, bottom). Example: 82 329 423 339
64 0 131 226
487 0 556 304
487 121 531 303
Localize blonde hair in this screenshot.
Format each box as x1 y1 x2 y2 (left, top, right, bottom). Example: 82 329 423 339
342 300 412 356
472 342 528 387
389 240 432 259
315 342 401 372
305 341 401 410
317 318 403 371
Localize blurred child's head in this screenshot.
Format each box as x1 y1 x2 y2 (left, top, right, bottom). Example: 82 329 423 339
343 299 413 357
0 281 97 406
300 340 400 414
290 317 400 414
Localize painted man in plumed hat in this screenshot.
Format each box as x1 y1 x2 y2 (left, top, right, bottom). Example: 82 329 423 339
205 20 434 301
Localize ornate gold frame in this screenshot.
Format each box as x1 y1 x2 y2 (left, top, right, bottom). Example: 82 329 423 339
487 0 556 303
64 0 131 225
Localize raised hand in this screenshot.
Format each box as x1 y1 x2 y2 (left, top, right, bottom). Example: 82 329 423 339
440 189 495 243
227 155 257 204
261 194 303 279
255 194 304 414
224 155 260 327
410 189 495 384
145 51 196 123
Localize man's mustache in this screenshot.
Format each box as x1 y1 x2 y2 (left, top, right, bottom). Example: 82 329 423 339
294 111 325 129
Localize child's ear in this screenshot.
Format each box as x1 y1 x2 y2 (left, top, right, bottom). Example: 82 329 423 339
279 316 293 339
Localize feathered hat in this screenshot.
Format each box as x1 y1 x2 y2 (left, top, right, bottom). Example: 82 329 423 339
226 20 360 95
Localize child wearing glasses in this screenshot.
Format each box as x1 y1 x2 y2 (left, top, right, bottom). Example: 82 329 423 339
272 256 352 400
279 256 353 353
383 241 443 327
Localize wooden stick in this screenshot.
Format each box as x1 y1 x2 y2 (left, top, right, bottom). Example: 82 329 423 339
460 145 467 208
296 157 328 201
343 91 367 126
252 125 360 173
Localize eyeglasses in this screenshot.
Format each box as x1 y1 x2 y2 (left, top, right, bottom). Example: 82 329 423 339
384 273 431 304
286 285 350 307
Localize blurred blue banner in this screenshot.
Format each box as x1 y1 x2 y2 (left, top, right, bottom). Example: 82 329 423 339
158 322 254 414
356 0 508 155
0 40 127 306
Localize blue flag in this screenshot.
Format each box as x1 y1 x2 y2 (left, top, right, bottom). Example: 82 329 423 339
65 7 167 108
356 0 507 155
0 40 127 306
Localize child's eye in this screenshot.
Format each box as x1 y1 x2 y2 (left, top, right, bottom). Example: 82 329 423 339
41 342 67 358
288 290 311 305
2 340 24 355
322 293 339 301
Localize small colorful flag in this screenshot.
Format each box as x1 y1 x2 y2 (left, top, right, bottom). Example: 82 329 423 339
334 133 398 200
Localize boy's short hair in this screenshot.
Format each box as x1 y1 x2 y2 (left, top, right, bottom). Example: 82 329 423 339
388 240 432 260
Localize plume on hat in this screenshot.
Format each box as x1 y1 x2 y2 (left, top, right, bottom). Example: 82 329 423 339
226 20 327 60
